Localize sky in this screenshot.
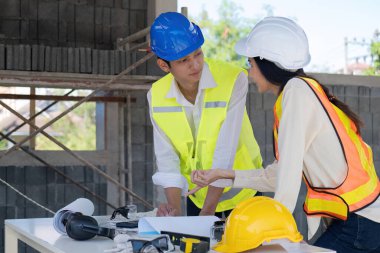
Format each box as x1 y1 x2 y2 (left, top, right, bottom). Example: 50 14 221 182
177 0 380 73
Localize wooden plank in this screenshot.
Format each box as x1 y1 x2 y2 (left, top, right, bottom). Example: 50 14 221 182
0 70 157 90
0 93 127 102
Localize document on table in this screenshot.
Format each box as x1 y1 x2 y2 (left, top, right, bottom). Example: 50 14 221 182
246 240 336 253
138 216 220 238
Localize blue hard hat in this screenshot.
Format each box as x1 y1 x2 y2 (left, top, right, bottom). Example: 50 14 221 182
150 12 204 61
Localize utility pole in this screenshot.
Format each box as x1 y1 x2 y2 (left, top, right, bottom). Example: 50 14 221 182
344 37 348 74
344 37 371 74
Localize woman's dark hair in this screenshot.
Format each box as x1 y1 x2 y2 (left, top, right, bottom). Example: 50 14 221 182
253 57 363 133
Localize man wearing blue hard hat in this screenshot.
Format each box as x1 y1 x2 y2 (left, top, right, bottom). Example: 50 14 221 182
147 12 262 217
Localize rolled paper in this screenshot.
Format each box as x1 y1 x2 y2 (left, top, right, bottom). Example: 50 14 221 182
53 198 94 234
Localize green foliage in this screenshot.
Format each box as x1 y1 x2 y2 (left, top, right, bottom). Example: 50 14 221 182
364 31 380 75
366 41 380 75
36 91 96 150
191 0 260 67
0 139 6 149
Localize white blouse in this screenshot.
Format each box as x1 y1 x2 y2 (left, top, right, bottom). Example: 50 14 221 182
233 77 380 239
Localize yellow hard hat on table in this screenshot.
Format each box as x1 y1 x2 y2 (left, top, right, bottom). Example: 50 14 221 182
214 196 303 253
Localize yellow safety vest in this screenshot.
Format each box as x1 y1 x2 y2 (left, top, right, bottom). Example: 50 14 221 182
273 77 380 220
151 59 262 212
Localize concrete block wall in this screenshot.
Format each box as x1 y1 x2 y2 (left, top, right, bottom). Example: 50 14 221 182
0 165 107 253
0 0 147 49
0 43 155 75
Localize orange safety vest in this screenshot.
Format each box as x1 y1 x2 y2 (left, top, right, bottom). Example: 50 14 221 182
273 77 380 220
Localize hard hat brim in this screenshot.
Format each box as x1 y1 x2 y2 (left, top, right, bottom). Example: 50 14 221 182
235 38 252 57
234 16 312 70
213 241 260 253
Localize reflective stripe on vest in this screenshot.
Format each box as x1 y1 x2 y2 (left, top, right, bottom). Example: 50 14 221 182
273 77 380 220
204 101 227 108
151 59 262 212
153 106 183 113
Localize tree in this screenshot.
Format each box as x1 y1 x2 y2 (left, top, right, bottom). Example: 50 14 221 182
191 0 263 67
365 29 380 75
36 90 96 150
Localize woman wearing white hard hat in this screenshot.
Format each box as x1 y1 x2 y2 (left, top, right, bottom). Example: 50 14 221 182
188 16 380 253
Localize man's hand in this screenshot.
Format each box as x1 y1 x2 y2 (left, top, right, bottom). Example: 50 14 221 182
156 203 180 216
158 187 182 216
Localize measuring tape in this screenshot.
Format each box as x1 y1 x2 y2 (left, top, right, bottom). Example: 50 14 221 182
180 238 209 253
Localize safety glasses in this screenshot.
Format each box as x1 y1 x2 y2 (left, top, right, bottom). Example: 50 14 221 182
129 235 174 253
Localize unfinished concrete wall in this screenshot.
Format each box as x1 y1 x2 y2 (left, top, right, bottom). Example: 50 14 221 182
0 0 147 49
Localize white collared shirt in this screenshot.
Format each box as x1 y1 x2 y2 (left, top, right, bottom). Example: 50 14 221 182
147 62 249 194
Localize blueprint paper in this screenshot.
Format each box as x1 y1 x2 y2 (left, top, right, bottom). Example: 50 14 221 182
138 216 220 237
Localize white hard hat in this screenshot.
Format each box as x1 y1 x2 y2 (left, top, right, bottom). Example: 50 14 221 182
235 16 311 70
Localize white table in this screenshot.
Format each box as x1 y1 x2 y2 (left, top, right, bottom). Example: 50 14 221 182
4 217 115 253
4 217 335 253
241 240 336 253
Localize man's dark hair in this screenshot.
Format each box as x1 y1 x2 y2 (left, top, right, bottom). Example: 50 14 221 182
158 57 171 67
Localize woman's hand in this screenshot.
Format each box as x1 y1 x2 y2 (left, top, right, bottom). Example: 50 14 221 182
191 169 223 186
186 169 235 196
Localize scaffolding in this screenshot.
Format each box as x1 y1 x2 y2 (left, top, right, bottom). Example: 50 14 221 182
0 27 157 212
